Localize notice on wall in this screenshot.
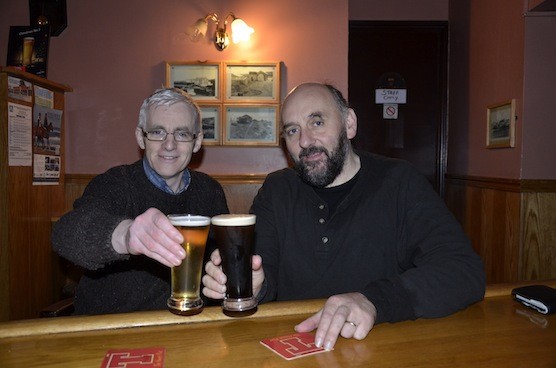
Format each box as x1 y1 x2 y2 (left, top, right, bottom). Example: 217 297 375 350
33 154 60 185
7 76 33 103
34 85 54 108
7 102 32 166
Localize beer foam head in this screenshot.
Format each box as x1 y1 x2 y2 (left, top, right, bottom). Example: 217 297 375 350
211 214 256 226
168 214 211 226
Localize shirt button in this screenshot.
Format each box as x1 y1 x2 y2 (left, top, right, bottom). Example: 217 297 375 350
319 218 325 224
322 237 329 244
319 204 325 210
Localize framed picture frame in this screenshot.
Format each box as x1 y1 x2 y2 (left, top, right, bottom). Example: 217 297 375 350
223 62 280 103
166 61 221 102
223 105 279 146
486 99 516 148
199 104 221 145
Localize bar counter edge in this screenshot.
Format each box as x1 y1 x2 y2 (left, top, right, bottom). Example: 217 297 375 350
1 280 554 339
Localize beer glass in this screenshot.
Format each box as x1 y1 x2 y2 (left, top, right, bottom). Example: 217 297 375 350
167 214 210 316
211 214 257 316
22 37 34 66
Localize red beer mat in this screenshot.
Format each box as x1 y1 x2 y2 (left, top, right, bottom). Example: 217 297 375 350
260 332 329 360
100 347 165 368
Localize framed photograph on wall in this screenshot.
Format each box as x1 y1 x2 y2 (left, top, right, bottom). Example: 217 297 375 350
166 61 221 102
486 99 516 148
223 105 279 146
199 105 221 145
223 62 280 103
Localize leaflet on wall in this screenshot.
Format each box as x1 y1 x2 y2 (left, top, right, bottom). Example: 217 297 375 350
34 85 54 108
7 102 33 166
32 104 62 156
33 154 60 185
6 25 50 78
7 76 33 102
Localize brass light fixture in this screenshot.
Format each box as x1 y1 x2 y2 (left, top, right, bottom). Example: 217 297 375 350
189 13 254 51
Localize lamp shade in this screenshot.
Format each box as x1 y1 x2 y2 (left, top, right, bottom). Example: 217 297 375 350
190 18 208 40
230 18 254 44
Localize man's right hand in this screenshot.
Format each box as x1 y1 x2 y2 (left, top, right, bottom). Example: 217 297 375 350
112 207 185 267
202 249 265 300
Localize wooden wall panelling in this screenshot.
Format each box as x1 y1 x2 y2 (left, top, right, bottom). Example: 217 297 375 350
0 73 10 321
521 192 556 280
0 68 71 321
63 174 266 216
445 176 521 283
445 175 555 284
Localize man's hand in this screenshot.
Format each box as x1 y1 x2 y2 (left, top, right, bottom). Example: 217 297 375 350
202 249 265 299
112 207 185 267
294 292 377 350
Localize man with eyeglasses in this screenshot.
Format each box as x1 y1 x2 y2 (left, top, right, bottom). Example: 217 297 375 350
52 88 228 315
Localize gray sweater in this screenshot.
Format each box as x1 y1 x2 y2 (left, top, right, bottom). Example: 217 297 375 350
253 151 485 323
52 160 229 315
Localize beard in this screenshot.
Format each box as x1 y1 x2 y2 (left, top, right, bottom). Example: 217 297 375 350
292 129 349 187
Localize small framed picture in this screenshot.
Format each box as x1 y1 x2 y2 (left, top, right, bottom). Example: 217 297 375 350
199 104 221 145
223 62 280 103
223 105 279 146
166 61 221 102
486 99 516 148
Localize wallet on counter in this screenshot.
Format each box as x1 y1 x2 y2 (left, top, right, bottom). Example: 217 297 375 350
511 285 556 315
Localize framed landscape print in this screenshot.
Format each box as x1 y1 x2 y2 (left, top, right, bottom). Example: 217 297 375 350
164 61 281 146
166 61 221 102
223 62 280 103
486 99 515 148
223 105 279 146
199 104 221 145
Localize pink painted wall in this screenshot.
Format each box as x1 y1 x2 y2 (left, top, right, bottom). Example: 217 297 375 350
448 0 525 179
0 0 348 175
522 15 556 179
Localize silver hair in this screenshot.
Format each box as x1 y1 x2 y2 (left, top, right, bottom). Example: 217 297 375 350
137 88 201 132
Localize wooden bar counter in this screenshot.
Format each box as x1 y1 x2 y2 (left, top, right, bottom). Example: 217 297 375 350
1 281 555 367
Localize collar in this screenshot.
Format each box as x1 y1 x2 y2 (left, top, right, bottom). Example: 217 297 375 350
142 157 190 194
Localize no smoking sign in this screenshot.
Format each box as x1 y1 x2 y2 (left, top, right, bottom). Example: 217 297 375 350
383 104 398 120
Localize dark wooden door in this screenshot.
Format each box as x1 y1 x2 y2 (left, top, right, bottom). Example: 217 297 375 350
349 21 448 196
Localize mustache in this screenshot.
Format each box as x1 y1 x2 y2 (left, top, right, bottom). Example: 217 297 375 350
299 146 329 159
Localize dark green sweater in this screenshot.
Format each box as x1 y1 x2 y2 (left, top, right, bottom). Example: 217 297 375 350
52 160 229 315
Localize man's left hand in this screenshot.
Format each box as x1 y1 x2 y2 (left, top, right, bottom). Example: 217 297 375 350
294 292 377 350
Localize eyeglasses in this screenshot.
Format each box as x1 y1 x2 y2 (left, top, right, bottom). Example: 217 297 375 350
142 129 197 142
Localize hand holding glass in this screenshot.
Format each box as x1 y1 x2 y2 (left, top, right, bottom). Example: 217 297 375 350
211 214 257 316
167 214 210 316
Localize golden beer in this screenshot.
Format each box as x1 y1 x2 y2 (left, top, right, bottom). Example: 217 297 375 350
167 215 210 316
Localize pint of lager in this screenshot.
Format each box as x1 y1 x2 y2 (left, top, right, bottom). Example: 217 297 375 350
211 214 257 316
167 214 210 316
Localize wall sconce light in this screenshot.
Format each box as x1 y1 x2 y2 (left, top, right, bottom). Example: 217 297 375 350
190 13 254 51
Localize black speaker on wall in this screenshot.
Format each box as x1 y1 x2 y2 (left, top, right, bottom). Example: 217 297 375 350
29 0 67 36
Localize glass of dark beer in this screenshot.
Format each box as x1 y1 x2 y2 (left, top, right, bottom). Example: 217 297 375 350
211 214 257 316
167 214 211 316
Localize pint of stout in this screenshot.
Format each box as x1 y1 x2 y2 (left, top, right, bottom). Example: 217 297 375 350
211 214 257 316
167 214 211 316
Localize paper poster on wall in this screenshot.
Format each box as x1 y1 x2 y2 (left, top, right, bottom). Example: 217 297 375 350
7 102 33 166
32 104 62 155
34 85 54 108
33 154 60 185
7 76 33 102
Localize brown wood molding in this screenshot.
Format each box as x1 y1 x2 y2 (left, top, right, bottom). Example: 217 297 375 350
446 174 556 193
0 67 73 92
66 173 267 185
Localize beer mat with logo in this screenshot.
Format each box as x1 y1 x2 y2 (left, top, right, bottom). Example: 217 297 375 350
260 332 329 360
100 347 165 368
